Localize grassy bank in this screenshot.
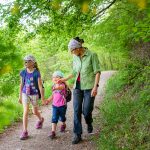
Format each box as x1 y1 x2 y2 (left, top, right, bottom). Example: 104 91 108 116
97 66 150 149
0 96 22 133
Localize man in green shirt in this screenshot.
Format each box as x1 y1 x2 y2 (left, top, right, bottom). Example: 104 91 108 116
60 37 101 144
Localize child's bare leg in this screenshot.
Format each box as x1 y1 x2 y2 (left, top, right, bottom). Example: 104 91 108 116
33 106 44 129
22 103 29 131
61 122 66 125
52 123 57 132
32 106 42 121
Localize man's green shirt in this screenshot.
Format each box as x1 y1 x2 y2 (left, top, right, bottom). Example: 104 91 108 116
72 48 100 90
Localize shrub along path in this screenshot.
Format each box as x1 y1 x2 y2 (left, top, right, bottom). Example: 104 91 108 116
0 71 115 150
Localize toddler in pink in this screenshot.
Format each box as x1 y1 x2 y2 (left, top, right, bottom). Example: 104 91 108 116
46 71 67 139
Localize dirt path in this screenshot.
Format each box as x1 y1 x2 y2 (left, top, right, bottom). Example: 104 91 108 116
0 71 116 150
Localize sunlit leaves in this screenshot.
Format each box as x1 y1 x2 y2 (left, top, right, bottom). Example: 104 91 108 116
0 65 12 75
82 2 89 13
51 0 61 10
92 7 97 15
1 0 102 38
10 3 20 15
129 0 147 9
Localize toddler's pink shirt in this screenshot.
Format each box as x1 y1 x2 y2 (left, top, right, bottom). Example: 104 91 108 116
52 83 66 107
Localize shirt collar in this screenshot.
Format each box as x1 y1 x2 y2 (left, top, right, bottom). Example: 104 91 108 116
82 47 89 57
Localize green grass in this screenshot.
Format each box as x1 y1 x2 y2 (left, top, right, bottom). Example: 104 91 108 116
97 70 150 150
0 97 22 133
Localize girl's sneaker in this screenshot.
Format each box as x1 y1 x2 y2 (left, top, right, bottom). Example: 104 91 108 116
35 117 44 129
20 131 28 140
60 124 66 132
48 131 56 139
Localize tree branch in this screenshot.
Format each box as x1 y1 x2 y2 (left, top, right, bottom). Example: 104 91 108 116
92 0 117 22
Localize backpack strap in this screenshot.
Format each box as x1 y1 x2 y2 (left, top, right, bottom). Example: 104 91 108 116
33 69 42 98
33 69 39 90
21 69 27 86
52 83 67 104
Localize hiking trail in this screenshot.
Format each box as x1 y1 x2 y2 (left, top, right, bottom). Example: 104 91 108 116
0 71 116 150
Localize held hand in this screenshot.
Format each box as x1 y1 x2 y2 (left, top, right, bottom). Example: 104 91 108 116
41 99 45 105
45 100 50 105
91 86 98 97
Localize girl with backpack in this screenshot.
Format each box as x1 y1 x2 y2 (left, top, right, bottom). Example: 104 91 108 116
45 71 68 139
19 55 45 140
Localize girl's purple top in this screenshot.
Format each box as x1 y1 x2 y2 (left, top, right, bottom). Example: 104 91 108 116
20 69 41 95
52 83 66 107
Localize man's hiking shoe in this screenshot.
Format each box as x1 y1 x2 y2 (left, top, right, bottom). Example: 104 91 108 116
87 124 93 133
72 134 82 144
35 117 44 129
60 124 66 132
20 131 28 140
48 131 56 139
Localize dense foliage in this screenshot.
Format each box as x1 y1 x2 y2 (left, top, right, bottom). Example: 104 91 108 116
0 0 149 148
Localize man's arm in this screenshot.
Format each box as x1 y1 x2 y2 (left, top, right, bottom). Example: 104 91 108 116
91 72 101 97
